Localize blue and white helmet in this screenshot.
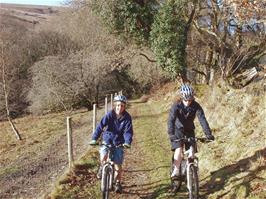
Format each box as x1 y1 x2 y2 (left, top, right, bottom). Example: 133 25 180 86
114 95 127 104
180 84 194 100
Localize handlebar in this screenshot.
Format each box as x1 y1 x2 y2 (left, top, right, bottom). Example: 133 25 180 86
101 142 124 148
90 141 128 149
173 137 213 143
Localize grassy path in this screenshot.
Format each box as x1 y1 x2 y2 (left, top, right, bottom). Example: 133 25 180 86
49 98 266 199
113 100 175 198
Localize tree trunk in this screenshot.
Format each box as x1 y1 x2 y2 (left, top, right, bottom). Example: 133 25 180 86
7 117 21 140
204 50 214 84
95 84 99 107
1 57 22 140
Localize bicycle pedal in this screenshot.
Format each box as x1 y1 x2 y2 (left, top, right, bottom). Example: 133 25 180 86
171 175 182 181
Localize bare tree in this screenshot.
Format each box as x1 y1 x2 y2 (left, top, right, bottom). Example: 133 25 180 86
0 39 22 140
27 49 115 114
188 0 266 84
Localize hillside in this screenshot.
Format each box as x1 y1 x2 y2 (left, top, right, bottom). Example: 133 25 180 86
47 80 266 199
0 3 60 31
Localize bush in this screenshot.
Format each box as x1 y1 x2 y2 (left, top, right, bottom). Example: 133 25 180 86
27 50 122 114
90 0 157 44
150 1 187 78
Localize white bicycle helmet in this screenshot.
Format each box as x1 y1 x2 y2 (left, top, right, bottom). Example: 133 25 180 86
180 84 194 100
114 95 127 104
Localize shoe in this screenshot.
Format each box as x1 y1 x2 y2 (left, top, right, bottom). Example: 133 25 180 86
171 185 179 193
114 181 122 193
96 166 102 179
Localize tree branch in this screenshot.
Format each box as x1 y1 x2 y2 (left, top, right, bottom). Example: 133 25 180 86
191 68 207 77
139 53 157 62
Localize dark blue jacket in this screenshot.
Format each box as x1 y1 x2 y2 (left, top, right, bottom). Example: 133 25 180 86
168 100 212 139
91 110 133 146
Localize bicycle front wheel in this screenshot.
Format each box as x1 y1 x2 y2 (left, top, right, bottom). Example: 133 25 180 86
101 166 111 199
188 165 199 199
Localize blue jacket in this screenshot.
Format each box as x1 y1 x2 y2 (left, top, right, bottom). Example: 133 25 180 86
91 110 133 146
168 100 212 139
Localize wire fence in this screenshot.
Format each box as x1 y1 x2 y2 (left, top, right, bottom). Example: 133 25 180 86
0 132 68 198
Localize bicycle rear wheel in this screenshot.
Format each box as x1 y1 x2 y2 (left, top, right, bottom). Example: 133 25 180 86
188 165 199 199
101 166 111 199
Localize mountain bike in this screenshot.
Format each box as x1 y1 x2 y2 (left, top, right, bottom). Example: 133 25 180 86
100 143 123 199
170 137 212 199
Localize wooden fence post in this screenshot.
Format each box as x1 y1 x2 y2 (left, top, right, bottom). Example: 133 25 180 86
93 104 97 133
67 117 73 168
105 96 108 114
110 94 113 110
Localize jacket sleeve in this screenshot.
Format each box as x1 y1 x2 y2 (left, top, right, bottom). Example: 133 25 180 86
168 103 183 140
196 104 212 137
123 116 133 145
91 112 109 141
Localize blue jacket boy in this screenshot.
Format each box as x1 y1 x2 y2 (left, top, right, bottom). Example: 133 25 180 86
92 109 133 146
89 95 133 194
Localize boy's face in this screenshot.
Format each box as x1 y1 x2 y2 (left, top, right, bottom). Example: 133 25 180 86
115 101 126 115
182 99 193 107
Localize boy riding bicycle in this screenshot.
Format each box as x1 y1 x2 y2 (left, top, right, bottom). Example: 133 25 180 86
89 95 133 193
168 84 215 181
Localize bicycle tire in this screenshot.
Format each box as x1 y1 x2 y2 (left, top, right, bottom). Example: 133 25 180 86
108 166 114 191
188 165 199 199
101 166 111 199
170 156 182 192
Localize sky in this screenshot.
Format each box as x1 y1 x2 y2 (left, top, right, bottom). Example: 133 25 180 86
0 0 63 6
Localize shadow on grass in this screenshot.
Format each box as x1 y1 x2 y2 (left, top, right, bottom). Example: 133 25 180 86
200 148 266 199
121 181 170 198
143 183 188 199
119 178 189 199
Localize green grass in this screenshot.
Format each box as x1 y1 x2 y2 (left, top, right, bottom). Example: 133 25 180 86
132 101 174 198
